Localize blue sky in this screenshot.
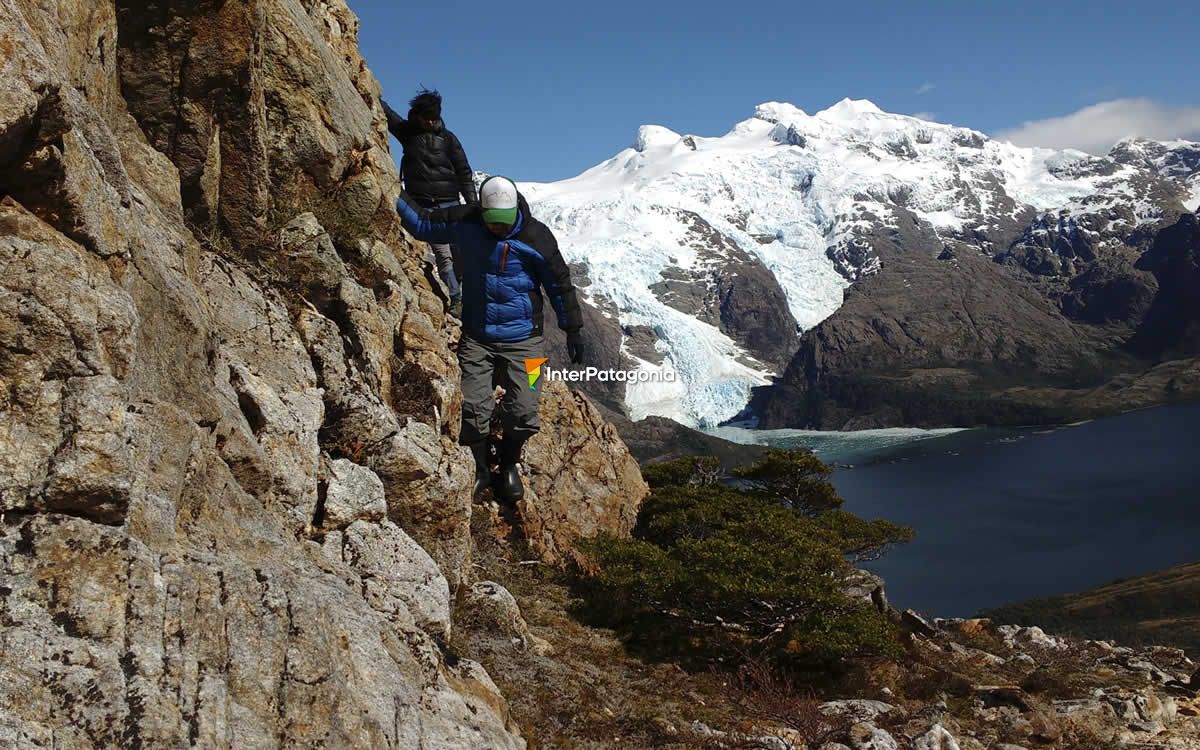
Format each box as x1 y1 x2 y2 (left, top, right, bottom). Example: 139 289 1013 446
353 0 1199 183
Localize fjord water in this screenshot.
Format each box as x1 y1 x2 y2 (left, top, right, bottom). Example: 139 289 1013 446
723 402 1200 617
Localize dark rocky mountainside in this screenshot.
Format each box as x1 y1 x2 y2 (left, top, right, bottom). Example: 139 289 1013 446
647 206 798 369
742 131 1200 430
1127 212 1200 360
748 206 1200 429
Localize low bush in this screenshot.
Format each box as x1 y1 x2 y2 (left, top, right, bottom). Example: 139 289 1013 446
577 450 914 671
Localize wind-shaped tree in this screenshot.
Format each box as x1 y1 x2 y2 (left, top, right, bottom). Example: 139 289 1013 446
579 450 914 669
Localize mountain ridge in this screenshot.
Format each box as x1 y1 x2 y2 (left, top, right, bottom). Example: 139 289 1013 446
522 101 1200 429
984 561 1200 658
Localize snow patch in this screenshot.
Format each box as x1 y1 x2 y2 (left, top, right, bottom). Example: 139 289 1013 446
1187 181 1200 212
754 101 809 124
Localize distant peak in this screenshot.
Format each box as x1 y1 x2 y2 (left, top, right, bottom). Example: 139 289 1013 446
634 124 681 152
1108 135 1200 161
817 98 884 120
1112 135 1151 149
754 102 809 124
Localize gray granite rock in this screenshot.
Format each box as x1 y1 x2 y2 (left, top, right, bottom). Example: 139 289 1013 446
321 458 387 529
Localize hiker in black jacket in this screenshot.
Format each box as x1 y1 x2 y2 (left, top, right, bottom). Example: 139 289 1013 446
383 89 477 316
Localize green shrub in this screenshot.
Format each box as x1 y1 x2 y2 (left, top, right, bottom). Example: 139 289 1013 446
641 455 721 488
816 510 915 563
733 448 842 516
577 450 913 670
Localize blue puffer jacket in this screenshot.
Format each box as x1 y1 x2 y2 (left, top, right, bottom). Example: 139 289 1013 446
396 192 583 343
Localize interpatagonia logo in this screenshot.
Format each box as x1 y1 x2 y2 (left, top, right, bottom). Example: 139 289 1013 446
524 357 676 390
524 358 549 390
545 366 676 384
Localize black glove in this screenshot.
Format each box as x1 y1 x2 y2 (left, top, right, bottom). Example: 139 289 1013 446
566 331 584 365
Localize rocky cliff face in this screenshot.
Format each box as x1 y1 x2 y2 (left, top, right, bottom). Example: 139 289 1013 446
0 0 646 746
1127 213 1200 360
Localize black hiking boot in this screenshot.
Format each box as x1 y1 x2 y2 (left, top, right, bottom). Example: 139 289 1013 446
495 434 527 504
468 440 492 498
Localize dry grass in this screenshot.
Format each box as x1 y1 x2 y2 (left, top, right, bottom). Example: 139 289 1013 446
451 509 741 749
715 657 860 747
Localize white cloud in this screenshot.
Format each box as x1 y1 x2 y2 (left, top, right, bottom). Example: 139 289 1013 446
915 82 935 95
997 99 1200 154
912 111 937 122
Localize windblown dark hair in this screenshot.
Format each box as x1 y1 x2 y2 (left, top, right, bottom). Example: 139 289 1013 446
408 88 442 119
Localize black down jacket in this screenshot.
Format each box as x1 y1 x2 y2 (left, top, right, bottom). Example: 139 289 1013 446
383 100 477 205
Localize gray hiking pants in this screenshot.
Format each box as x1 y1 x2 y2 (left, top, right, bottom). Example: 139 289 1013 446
419 198 462 300
458 333 544 446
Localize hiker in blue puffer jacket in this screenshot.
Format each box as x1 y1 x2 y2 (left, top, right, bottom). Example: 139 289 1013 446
395 175 584 503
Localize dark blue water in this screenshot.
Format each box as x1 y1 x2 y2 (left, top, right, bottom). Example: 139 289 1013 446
741 403 1200 617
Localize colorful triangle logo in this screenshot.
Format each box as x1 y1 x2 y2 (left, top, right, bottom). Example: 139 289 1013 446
524 358 549 390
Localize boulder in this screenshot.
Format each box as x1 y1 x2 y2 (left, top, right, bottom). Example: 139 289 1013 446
847 721 898 750
519 381 649 567
820 700 900 722
998 625 1068 651
913 724 961 750
462 581 553 656
320 458 387 529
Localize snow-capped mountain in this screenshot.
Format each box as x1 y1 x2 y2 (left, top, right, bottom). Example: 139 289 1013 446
521 99 1200 429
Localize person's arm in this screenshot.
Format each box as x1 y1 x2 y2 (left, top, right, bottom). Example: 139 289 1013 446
447 132 478 205
395 190 473 244
527 226 583 333
382 99 415 140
